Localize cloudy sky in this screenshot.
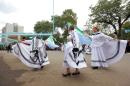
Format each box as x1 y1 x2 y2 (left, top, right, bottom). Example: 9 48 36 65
0 0 98 32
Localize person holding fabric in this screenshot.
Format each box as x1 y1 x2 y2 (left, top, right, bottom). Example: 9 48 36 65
90 25 130 69
62 26 87 77
12 36 49 70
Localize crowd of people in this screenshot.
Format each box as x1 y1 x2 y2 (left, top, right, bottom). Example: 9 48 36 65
2 24 130 77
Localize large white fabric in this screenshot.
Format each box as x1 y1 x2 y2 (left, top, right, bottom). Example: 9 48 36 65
69 30 80 48
12 37 49 68
64 42 87 69
90 32 127 67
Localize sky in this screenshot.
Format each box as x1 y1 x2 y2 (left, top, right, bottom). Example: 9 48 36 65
0 0 98 33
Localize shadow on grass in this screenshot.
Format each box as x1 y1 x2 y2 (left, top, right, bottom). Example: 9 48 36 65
0 56 27 86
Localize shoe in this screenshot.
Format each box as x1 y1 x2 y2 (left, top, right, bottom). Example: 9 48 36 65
72 72 80 75
62 73 71 77
41 66 44 69
92 67 99 69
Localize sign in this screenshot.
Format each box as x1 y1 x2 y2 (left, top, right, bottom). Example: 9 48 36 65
125 29 130 33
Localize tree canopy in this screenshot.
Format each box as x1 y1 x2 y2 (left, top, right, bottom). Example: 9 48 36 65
90 0 130 38
62 9 77 26
51 9 77 28
34 21 52 33
122 21 130 29
34 9 77 43
34 9 77 34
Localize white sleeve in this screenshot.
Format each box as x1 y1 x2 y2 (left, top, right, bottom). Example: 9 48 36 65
102 33 113 40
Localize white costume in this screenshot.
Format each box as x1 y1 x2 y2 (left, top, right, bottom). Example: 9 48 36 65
70 30 80 48
64 31 87 68
90 32 128 67
12 37 49 68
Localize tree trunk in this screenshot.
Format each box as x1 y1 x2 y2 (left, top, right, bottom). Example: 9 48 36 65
118 21 123 39
111 24 118 36
118 27 122 39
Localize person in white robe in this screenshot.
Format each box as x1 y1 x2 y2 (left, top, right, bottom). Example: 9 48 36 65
63 26 87 77
90 26 130 69
12 36 49 70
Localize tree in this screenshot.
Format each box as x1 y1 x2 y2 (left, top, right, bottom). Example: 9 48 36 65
50 9 77 43
51 9 77 29
34 9 77 43
90 0 130 38
122 21 130 39
34 21 52 33
62 9 77 26
51 15 64 28
53 34 64 45
60 9 77 43
122 21 130 29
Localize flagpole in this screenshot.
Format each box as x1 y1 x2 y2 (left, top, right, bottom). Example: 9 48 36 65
52 0 54 34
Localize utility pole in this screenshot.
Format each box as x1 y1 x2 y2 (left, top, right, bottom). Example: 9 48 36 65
52 0 55 34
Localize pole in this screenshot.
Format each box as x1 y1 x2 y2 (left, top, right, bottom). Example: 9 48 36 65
52 0 55 34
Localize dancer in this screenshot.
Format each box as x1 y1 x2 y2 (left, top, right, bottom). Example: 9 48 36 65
63 26 87 77
90 25 130 69
12 36 49 70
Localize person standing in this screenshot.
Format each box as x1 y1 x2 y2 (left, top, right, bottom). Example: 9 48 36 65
62 26 87 77
7 43 12 53
90 25 130 69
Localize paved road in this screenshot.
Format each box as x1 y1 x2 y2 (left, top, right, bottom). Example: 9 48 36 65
0 51 130 86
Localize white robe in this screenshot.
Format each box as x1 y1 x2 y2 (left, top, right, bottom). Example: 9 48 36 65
69 30 80 48
12 37 49 68
90 32 127 67
64 41 87 69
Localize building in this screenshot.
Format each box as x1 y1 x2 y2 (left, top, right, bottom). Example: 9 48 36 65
1 23 24 43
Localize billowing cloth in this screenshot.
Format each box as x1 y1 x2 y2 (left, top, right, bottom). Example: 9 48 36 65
64 42 87 69
69 30 80 48
76 32 92 46
46 42 59 49
12 37 49 68
45 36 59 49
91 32 127 67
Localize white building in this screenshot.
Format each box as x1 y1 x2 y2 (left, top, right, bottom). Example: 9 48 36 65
1 23 24 43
